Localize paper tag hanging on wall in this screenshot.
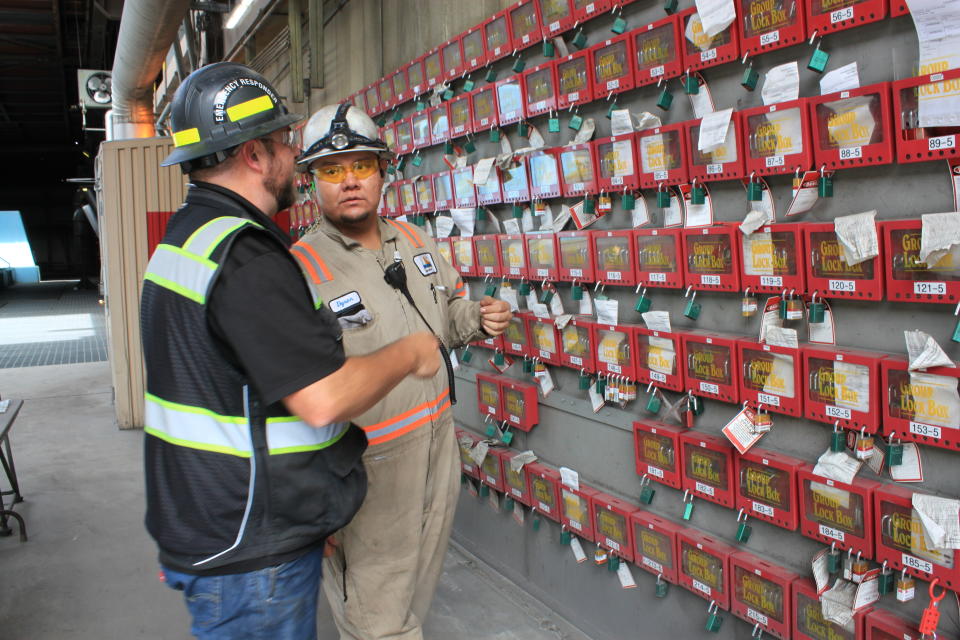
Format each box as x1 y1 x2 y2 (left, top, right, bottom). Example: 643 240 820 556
610 109 636 136
912 494 960 549
570 536 587 563
808 299 836 345
920 212 960 266
950 160 960 212
694 0 737 37
688 73 716 118
663 190 684 227
595 297 619 324
632 194 650 228
721 406 764 454
834 210 879 265
698 108 733 153
905 330 955 370
681 183 714 228
889 443 924 482
534 364 555 397
820 62 861 95
761 62 800 106
570 200 602 230
588 383 605 412
813 449 862 484
786 170 820 217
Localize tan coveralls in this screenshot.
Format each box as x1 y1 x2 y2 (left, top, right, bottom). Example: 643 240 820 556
291 216 485 640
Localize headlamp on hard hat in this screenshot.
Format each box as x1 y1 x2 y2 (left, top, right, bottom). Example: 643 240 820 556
297 103 388 163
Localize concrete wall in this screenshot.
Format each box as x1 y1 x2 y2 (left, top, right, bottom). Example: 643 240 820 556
262 2 959 639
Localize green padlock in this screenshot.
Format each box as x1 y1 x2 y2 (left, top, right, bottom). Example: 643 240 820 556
541 288 555 304
524 358 535 374
952 316 960 343
655 579 669 598
484 67 497 83
412 154 424 167
663 0 678 13
501 429 514 445
808 45 830 73
463 139 477 153
622 192 636 210
778 297 789 320
742 65 759 91
571 29 588 49
878 568 895 594
645 390 661 414
608 556 621 571
683 500 694 520
572 283 583 300
513 203 524 218
415 100 427 111
827 547 840 573
830 429 846 453
485 422 497 437
543 39 555 57
885 442 904 466
387 164 397 175
656 87 673 111
705 611 723 632
393 110 403 122
684 74 699 95
611 16 627 34
512 58 526 73
579 372 592 390
736 520 753 543
504 496 515 511
583 196 596 214
684 292 701 319
747 180 763 201
569 113 584 131
485 282 498 297
519 122 530 138
444 140 454 155
479 484 490 497
640 482 655 504
442 88 454 101
461 347 473 363
560 529 572 545
596 376 606 394
519 281 532 296
461 473 468 485
533 515 542 531
475 207 487 222
375 115 387 127
605 100 619 119
818 172 833 197
808 299 826 323
635 291 652 313
656 189 671 208
463 78 475 92
691 183 706 205
396 156 407 172
494 351 505 366
489 128 501 143
548 116 560 132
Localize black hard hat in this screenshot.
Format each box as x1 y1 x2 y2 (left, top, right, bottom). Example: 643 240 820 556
161 62 303 171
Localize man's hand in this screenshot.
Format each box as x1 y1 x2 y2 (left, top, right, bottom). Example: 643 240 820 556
402 332 441 377
479 296 511 336
324 535 339 557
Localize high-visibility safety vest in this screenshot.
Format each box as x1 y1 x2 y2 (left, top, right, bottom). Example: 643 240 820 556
140 186 366 575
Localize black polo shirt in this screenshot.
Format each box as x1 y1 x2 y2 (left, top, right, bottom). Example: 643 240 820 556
194 182 345 406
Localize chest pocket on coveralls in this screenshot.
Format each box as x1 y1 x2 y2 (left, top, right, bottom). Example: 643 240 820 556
329 290 375 331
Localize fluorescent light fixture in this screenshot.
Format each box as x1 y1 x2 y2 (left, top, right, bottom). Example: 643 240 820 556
225 0 256 29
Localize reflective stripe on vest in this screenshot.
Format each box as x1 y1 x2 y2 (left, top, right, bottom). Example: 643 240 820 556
145 394 350 457
362 388 451 446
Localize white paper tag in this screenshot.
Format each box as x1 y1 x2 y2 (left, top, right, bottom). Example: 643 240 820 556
821 579 857 627
695 0 736 37
512 500 525 525
663 192 683 227
765 326 799 349
786 171 820 217
632 195 650 228
852 570 880 611
589 384 605 412
534 366 555 397
500 285 520 312
698 108 733 153
905 329 955 370
820 62 861 95
560 466 580 491
808 302 836 345
689 82 716 119
834 211 879 265
549 290 565 317
610 109 635 136
913 493 960 549
473 157 496 186
450 208 476 237
920 211 960 265
812 548 830 594
469 440 489 466
761 61 800 106
721 406 764 454
890 443 924 482
813 450 862 484
617 562 637 588
595 298 619 324
642 310 672 333
579 290 593 315
570 537 587 563
434 216 455 238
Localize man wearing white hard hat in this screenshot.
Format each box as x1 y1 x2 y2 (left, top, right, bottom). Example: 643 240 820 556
290 103 511 639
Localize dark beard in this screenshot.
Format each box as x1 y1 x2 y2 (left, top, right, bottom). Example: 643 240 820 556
265 171 296 213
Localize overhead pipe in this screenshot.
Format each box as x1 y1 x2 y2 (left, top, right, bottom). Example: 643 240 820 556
110 0 191 139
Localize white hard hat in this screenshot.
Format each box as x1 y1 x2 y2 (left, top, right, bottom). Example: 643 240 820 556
297 102 394 167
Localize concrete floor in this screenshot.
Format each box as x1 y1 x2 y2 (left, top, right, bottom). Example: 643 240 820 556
0 360 591 640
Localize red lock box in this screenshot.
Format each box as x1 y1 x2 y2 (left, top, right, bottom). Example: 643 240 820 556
738 338 804 417
678 529 737 609
559 315 596 373
592 321 638 380
423 47 443 90
740 222 807 295
526 231 560 282
875 483 960 591
635 328 684 392
391 67 410 106
411 111 431 150
561 483 598 542
407 56 426 98
452 165 477 209
448 93 473 139
526 462 562 521
501 157 532 203
394 117 414 156
528 148 562 200
632 14 683 88
479 448 505 493
558 143 600 197
471 332 504 357
498 233 530 280
591 33 636 97
591 492 638 562
682 330 741 403
503 313 532 359
508 0 542 51
635 228 685 289
736 447 803 531
461 26 488 73
803 344 884 433
892 69 960 165
495 448 532 506
414 175 436 213
523 61 558 118
806 0 887 36
476 372 505 420
470 85 500 133
593 229 637 286
526 314 563 366
686 112 747 182
435 237 454 269
680 430 737 508
881 355 960 452
572 0 611 21
595 134 640 192
441 36 465 82
863 606 940 640
476 162 504 206
809 83 895 171
363 84 381 116
890 0 909 14
882 219 960 304
381 182 400 217
377 77 395 112
432 171 454 210
632 511 683 584
556 50 594 110
683 223 743 292
456 428 482 479
633 420 684 489
739 0 807 57
638 123 690 189
730 552 799 639
501 378 540 431
679 7 741 72
396 179 418 216
483 9 514 64
798 465 881 556
804 221 884 300
451 236 477 277
495 76 525 126
473 234 503 278
557 230 596 283
381 123 398 157
742 99 815 176
792 577 869 640
539 0 575 38
428 103 450 147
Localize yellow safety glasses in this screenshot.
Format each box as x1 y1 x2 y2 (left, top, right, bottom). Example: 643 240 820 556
310 157 380 184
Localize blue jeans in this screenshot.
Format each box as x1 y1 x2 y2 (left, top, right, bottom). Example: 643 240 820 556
162 548 323 640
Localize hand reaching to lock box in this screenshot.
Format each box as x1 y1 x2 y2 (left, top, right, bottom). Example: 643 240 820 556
480 296 512 336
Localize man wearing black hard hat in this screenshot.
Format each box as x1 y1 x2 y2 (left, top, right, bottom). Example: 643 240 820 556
141 62 441 640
